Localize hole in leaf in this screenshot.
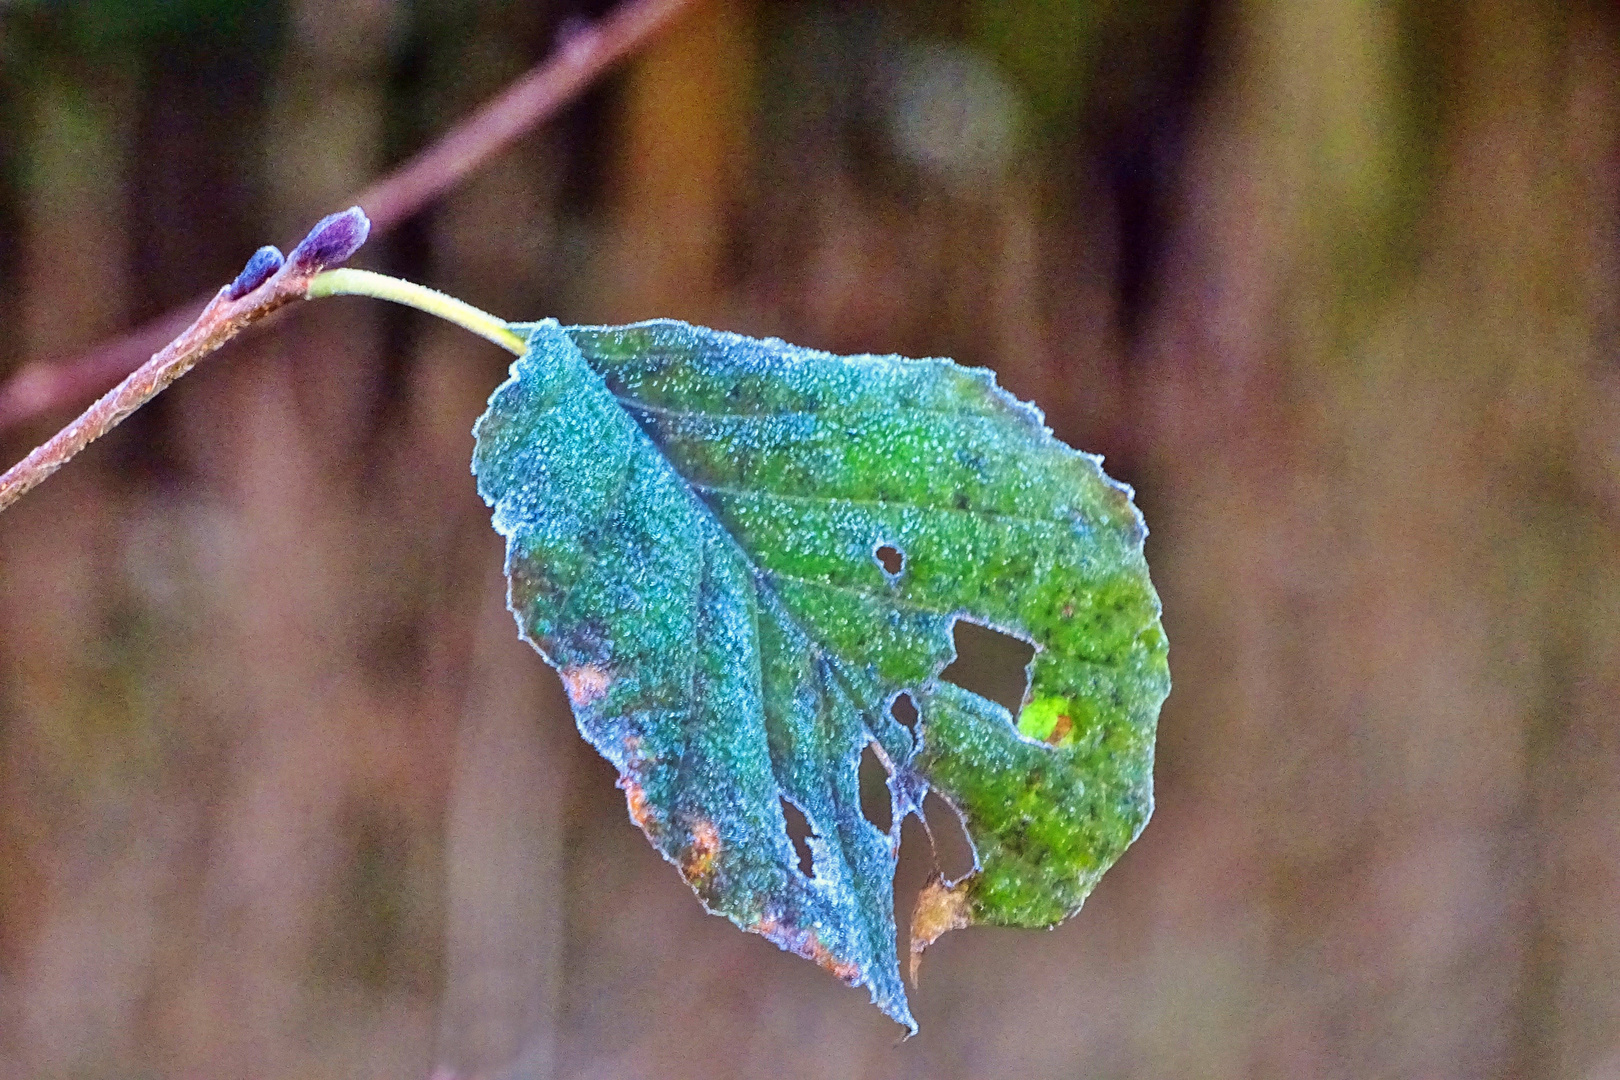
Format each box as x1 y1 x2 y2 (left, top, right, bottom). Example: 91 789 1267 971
894 813 936 945
940 619 1034 714
922 791 976 882
890 691 919 732
874 543 905 576
781 797 816 878
859 743 892 833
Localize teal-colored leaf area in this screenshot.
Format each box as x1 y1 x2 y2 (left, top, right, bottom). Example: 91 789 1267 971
471 320 1169 1031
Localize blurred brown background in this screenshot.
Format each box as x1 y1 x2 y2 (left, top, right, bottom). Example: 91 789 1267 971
2 1 1619 1077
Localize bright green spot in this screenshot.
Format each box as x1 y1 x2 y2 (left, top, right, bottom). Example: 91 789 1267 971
472 320 1169 1031
1016 692 1075 745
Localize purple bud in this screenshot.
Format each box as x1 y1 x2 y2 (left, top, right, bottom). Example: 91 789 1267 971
287 206 371 273
227 245 286 300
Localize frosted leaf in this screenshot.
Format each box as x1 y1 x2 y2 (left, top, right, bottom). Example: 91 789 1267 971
472 320 1169 1031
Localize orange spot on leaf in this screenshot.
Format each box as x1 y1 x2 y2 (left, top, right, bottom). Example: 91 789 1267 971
618 776 654 831
1045 714 1074 746
560 664 611 706
806 933 862 984
683 819 720 881
750 913 861 984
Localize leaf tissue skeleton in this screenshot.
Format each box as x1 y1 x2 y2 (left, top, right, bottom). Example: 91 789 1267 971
0 209 1171 1034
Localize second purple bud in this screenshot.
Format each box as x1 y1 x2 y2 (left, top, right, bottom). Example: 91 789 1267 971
287 207 372 274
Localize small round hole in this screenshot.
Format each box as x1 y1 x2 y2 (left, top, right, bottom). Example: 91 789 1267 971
874 543 905 577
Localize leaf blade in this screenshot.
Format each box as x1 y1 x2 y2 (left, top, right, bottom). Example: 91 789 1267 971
473 319 1169 1030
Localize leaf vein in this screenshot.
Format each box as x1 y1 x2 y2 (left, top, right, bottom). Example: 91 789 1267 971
690 479 1073 534
615 393 1009 427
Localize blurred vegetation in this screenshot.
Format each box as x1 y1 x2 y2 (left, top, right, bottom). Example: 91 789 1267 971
1 1 1618 1078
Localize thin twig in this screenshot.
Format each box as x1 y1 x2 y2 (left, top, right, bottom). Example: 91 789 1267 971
0 268 315 513
0 207 554 513
0 0 697 436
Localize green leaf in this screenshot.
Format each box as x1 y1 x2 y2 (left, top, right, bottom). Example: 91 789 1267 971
472 320 1169 1031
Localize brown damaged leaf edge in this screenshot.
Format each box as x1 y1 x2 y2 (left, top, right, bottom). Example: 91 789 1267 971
753 914 864 985
908 875 972 985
